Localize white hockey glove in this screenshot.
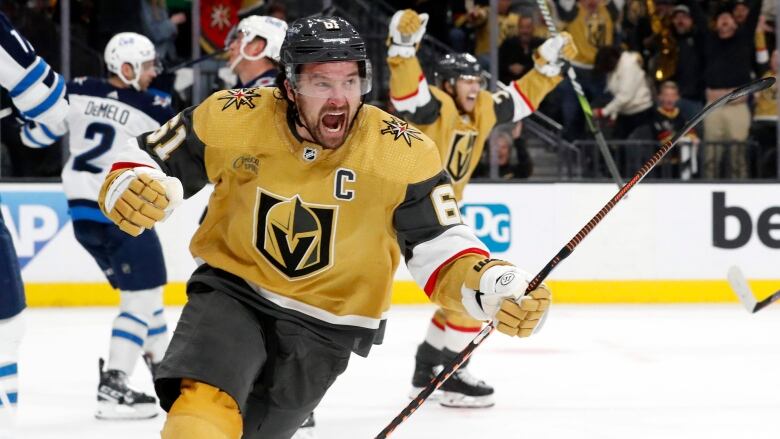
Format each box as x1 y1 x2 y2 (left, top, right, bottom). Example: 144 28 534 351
387 9 429 58
534 32 578 77
99 167 183 237
461 259 552 338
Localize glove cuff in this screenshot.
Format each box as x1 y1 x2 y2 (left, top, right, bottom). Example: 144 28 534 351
388 44 417 58
533 51 563 77
463 258 514 291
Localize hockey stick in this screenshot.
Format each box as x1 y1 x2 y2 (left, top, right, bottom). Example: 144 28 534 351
164 49 227 74
375 76 776 439
727 266 780 313
534 0 623 189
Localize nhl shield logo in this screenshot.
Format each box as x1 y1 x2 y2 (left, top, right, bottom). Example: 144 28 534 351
302 147 318 162
254 189 336 279
447 131 477 181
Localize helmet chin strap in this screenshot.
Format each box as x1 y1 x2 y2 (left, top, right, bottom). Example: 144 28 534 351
117 62 142 91
229 38 268 72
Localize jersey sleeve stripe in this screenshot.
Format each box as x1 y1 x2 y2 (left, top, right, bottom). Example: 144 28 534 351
21 124 47 148
391 74 432 113
38 123 61 141
406 224 489 295
422 246 489 296
110 161 154 172
9 57 46 97
511 80 535 118
22 73 65 118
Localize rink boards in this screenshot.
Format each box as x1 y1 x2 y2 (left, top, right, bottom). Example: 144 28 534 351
2 182 778 306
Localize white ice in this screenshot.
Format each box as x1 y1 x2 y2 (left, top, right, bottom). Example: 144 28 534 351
8 304 780 439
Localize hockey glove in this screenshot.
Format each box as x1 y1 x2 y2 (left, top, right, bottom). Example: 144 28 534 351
387 9 429 58
99 167 183 237
461 259 552 337
534 32 578 77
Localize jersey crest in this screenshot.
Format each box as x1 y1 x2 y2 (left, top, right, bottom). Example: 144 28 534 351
446 131 477 181
380 116 423 146
254 189 337 280
218 88 260 111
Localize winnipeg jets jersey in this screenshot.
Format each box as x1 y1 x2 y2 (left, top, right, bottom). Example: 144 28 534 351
388 54 561 200
109 87 490 350
61 77 174 219
0 12 68 136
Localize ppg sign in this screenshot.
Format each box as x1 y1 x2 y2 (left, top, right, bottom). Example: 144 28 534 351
460 204 511 253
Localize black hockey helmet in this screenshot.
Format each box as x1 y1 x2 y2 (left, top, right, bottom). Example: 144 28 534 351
435 53 485 88
281 16 367 65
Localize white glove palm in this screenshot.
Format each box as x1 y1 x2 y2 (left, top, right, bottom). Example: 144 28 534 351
535 32 578 77
462 262 552 338
388 9 429 58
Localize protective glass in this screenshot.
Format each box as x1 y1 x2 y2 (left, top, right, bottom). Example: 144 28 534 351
291 63 372 98
458 74 487 89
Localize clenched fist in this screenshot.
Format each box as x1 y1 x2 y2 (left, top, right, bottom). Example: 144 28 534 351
387 9 429 58
99 167 183 236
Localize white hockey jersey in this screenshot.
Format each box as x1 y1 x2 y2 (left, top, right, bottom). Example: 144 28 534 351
59 77 174 221
0 12 68 139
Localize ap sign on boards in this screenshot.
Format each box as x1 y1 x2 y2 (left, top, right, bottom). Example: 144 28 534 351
0 189 69 269
461 203 511 253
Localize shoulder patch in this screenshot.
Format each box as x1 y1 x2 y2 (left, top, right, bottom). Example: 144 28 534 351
380 116 423 147
218 87 261 111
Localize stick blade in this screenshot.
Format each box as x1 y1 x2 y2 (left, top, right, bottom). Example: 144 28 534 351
727 266 757 313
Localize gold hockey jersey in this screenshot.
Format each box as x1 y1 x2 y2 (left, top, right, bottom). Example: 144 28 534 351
388 54 561 200
110 87 489 346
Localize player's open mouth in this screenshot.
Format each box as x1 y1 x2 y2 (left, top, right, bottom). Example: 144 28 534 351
466 93 478 102
322 112 346 133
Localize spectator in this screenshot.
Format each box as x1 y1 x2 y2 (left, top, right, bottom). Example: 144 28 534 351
554 0 617 140
702 0 762 179
498 16 545 84
651 81 699 179
140 0 187 67
750 49 778 177
460 0 520 69
593 46 654 140
669 2 707 119
476 127 532 179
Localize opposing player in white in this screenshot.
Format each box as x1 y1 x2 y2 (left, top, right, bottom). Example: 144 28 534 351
22 32 176 420
0 11 69 438
223 15 287 88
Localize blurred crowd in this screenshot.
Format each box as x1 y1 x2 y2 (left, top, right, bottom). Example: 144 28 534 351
1 0 778 180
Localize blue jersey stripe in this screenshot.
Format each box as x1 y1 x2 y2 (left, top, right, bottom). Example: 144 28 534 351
23 73 65 119
153 308 164 316
0 392 18 406
147 325 167 336
22 124 47 148
111 329 144 347
39 123 60 141
69 206 111 223
0 363 18 377
9 58 46 97
118 312 148 327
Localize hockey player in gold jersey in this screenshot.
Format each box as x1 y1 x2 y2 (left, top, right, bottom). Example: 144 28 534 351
97 16 552 439
387 9 576 408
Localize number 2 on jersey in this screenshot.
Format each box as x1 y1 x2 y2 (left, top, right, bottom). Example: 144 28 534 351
72 122 115 173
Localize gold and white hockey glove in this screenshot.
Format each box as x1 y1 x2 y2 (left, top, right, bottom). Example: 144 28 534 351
99 167 183 237
534 32 578 77
461 259 552 337
387 9 429 58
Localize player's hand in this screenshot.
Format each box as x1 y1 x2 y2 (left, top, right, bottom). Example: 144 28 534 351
495 285 551 337
387 9 429 57
98 167 183 236
461 259 552 337
534 32 578 77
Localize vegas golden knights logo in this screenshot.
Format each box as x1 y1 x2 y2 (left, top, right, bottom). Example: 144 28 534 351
254 189 337 279
447 131 477 181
